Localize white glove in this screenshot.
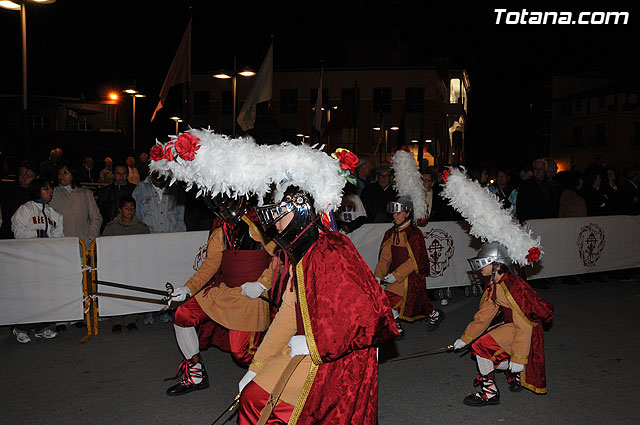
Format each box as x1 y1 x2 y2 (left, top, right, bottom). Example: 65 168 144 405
509 361 525 373
171 286 192 302
384 273 397 284
288 335 310 358
453 339 466 350
238 370 257 393
241 281 267 299
376 277 387 289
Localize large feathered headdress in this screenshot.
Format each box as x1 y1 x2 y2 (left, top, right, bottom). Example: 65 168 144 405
440 167 542 266
391 149 427 221
148 128 355 213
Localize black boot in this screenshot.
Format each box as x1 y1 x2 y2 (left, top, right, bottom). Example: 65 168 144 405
463 373 500 406
426 309 445 333
505 370 523 392
166 354 210 396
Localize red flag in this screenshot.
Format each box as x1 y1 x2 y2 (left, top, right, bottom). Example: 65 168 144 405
151 18 192 122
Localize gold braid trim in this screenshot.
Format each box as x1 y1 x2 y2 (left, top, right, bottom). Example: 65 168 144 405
500 282 537 327
511 353 529 361
288 363 319 425
296 261 322 366
208 227 221 244
251 359 267 369
521 370 547 394
490 348 505 362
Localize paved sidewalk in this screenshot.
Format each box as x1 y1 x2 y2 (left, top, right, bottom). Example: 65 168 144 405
1 272 639 425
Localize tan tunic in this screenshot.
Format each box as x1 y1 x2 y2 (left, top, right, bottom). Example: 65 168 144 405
373 223 419 303
184 218 278 332
460 281 533 363
249 273 312 406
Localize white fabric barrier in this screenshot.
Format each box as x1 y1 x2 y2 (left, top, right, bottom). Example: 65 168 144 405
95 231 209 316
348 222 482 290
348 216 640 289
0 237 84 326
525 216 640 279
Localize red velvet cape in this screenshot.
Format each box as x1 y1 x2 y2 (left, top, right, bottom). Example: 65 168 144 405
501 273 554 394
292 232 399 425
381 224 431 320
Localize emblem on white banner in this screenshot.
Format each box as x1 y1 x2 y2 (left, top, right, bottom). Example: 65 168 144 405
424 228 455 277
577 223 605 267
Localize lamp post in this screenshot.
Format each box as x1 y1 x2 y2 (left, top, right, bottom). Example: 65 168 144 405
123 88 145 152
170 116 183 135
0 0 56 111
213 57 256 137
373 124 399 164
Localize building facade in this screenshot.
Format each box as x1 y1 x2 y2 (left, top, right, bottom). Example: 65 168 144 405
189 67 469 169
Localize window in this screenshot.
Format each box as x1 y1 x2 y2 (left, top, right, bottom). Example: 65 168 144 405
280 89 298 114
405 88 424 113
372 88 391 128
372 88 391 113
571 126 583 146
193 91 209 115
575 99 582 112
595 123 607 146
598 96 606 109
633 122 640 145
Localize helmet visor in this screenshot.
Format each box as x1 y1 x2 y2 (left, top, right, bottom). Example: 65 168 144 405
255 201 295 230
467 256 495 272
387 202 410 214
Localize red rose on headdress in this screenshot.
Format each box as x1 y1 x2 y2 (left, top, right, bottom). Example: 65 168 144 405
335 148 359 171
526 247 541 263
442 169 451 183
174 133 201 161
164 141 175 161
150 145 164 162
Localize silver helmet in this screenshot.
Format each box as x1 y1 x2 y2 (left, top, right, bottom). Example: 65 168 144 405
387 196 413 214
467 241 515 273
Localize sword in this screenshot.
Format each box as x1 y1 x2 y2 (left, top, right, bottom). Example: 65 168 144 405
389 344 461 362
95 281 175 303
210 393 241 425
259 294 277 306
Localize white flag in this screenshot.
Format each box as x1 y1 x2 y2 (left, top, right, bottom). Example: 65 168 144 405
313 65 323 132
237 43 273 132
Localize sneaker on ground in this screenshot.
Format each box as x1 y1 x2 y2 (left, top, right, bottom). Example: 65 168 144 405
143 313 154 325
34 328 57 339
12 328 31 344
160 312 172 323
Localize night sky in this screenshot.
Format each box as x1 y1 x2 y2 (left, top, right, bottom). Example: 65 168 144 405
1 1 637 163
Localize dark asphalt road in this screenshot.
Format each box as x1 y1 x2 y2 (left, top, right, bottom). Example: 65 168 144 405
2 271 639 425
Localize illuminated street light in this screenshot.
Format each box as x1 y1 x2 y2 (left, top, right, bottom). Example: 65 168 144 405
123 87 145 151
0 0 56 110
213 57 256 137
108 92 119 101
170 116 183 135
373 124 399 163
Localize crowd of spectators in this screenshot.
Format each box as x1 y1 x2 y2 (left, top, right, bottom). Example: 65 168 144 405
1 147 638 341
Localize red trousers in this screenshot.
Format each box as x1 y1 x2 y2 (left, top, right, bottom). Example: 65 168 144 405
237 381 294 425
471 334 510 369
174 297 255 366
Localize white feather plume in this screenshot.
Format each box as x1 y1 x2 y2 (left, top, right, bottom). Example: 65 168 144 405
440 167 542 266
149 129 345 212
391 150 427 221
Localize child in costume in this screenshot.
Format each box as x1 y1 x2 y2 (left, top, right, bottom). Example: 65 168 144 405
441 167 553 406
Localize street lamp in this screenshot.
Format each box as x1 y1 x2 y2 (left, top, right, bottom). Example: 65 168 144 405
123 88 145 151
213 57 256 137
170 116 183 135
0 0 56 111
373 124 399 163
